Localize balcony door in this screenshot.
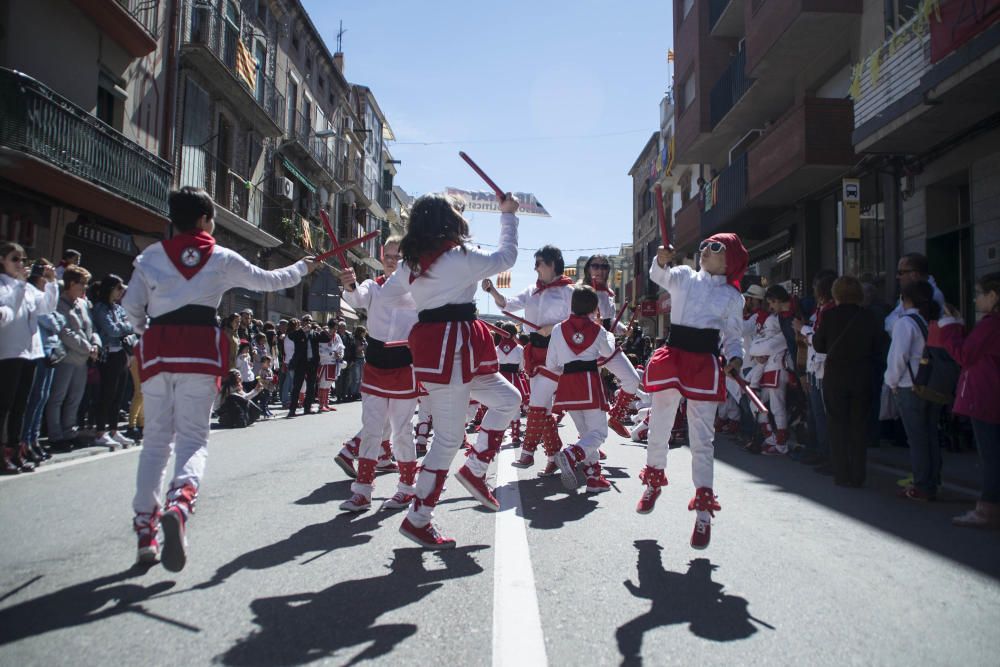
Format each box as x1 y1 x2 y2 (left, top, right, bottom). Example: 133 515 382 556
222 0 241 71
254 40 267 105
286 78 298 136
216 114 232 209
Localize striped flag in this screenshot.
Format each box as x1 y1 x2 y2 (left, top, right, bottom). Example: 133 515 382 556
564 267 577 278
300 216 313 250
496 271 511 289
236 40 257 90
667 49 675 63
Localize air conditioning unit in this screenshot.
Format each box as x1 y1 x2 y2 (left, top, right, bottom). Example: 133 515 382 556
277 176 294 201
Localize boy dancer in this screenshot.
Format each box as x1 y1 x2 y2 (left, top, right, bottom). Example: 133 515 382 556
542 286 641 493
748 285 794 455
337 238 420 512
483 246 573 475
495 321 527 444
123 187 315 570
317 318 344 412
639 234 747 550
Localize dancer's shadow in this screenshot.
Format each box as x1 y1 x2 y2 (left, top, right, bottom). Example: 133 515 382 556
0 565 194 644
195 511 387 590
216 546 486 666
616 540 771 665
294 480 353 505
512 476 602 530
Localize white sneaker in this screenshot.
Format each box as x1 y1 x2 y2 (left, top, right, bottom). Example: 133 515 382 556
111 432 134 448
94 433 118 449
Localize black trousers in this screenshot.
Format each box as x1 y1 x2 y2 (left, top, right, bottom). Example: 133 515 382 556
97 349 129 432
290 361 318 412
823 372 872 485
0 358 36 446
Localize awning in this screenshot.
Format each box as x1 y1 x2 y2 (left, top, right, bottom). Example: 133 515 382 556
281 158 316 194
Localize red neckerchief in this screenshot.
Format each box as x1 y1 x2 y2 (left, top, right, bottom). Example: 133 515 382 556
375 275 387 286
409 241 458 283
561 314 601 355
589 279 615 297
747 308 768 329
815 300 834 329
162 230 216 280
533 275 574 295
498 339 518 354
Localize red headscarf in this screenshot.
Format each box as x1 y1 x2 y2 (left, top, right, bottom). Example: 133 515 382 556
704 232 748 292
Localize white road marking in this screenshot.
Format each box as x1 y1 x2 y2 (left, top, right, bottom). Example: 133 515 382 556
492 447 548 666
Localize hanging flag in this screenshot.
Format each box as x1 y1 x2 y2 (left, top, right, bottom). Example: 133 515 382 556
667 49 675 63
445 188 551 217
564 267 577 278
496 271 512 289
300 215 313 250
236 40 257 90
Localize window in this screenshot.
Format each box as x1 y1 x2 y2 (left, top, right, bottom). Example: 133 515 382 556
291 34 299 52
682 0 694 21
96 87 116 126
885 0 921 33
677 72 695 113
305 56 312 73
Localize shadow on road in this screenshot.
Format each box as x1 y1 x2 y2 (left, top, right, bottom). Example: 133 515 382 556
713 436 1000 579
216 546 486 666
294 480 354 505
0 565 196 644
195 511 389 589
616 540 769 665
512 474 603 529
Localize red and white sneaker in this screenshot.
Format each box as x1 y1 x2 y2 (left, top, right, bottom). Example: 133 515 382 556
598 449 607 460
554 450 580 491
133 512 159 565
761 445 787 456
159 507 188 573
691 518 712 549
380 492 415 511
635 486 661 515
455 466 500 511
511 452 534 469
538 461 559 478
399 518 456 550
334 452 357 478
339 493 372 513
586 475 611 494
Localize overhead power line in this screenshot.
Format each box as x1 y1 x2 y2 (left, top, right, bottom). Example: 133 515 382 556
391 128 650 146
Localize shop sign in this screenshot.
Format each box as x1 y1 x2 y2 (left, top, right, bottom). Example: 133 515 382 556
639 299 658 317
66 221 138 255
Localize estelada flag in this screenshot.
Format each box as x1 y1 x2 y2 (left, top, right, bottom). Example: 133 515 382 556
300 216 313 250
496 271 511 289
236 40 257 90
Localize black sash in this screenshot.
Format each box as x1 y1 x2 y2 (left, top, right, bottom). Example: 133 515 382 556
499 363 520 373
564 360 598 373
417 303 477 323
666 324 720 354
528 332 550 348
149 305 219 327
365 337 413 369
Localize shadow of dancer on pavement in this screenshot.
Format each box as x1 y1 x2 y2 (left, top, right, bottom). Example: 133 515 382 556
616 540 771 665
217 546 486 666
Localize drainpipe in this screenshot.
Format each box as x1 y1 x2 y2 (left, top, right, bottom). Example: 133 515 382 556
161 0 180 166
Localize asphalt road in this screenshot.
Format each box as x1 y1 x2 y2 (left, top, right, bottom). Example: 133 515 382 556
1 401 998 666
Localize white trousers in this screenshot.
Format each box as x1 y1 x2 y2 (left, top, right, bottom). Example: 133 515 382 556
719 394 741 421
755 372 788 431
352 393 418 498
569 409 608 463
132 372 219 515
603 351 642 395
407 351 520 526
646 388 717 492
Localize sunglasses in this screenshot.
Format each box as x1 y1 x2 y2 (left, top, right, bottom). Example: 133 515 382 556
699 241 726 254
896 269 917 276
591 264 610 270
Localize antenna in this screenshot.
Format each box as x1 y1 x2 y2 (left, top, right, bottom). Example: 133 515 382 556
336 20 346 52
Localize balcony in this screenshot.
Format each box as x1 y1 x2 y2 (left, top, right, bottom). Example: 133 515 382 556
853 4 1000 155
710 0 745 38
747 98 855 206
745 0 862 80
672 197 702 254
710 46 753 128
701 152 748 236
70 0 158 57
281 109 339 184
200 167 280 248
0 68 171 232
180 8 284 138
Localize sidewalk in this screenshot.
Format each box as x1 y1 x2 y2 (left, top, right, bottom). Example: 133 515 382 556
867 443 982 494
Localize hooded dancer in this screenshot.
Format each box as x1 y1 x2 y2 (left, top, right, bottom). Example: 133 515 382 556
482 245 574 475
337 238 420 512
376 193 522 548
637 234 747 550
123 187 315 570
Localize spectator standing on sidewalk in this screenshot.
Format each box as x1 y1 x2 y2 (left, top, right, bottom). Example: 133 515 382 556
286 314 320 417
222 313 240 372
93 274 136 449
20 260 66 464
885 253 946 334
349 325 368 400
46 266 100 452
55 248 81 280
1 243 58 474
795 269 837 466
938 273 1000 527
336 321 356 402
886 281 943 501
813 276 885 488
280 318 297 408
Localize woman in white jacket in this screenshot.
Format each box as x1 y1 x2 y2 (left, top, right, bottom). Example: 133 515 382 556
0 242 58 474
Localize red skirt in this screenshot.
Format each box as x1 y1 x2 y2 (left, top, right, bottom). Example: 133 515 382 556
523 343 548 377
319 364 338 383
553 370 608 412
642 346 725 402
137 324 228 382
500 369 529 400
361 364 418 399
409 320 499 385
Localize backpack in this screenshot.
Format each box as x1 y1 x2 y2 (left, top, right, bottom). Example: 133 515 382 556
904 314 961 405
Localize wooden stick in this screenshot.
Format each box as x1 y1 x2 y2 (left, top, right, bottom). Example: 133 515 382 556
384 340 409 348
314 230 381 266
729 370 769 415
609 302 630 332
501 310 541 331
459 151 504 199
654 184 670 248
481 321 513 339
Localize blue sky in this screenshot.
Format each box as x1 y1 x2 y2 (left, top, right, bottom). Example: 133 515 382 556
303 0 673 312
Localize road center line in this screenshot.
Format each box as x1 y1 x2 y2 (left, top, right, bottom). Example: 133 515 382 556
492 447 548 667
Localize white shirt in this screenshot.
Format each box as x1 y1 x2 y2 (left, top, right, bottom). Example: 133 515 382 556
319 333 345 365
123 244 308 333
497 342 524 367
236 354 255 382
0 274 59 360
649 262 745 362
885 276 945 334
884 308 927 389
381 212 518 315
342 274 417 343
502 281 574 333
749 313 790 374
545 322 616 371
